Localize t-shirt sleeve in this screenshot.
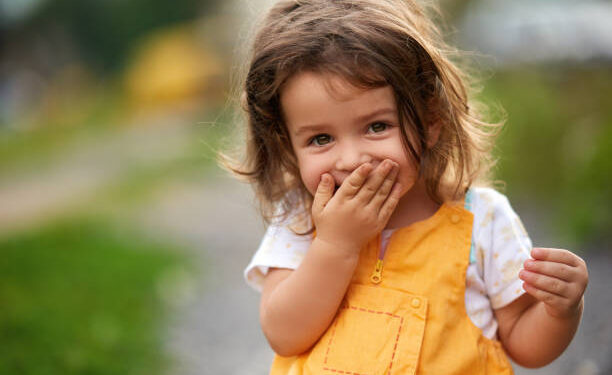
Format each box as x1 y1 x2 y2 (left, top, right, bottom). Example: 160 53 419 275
472 187 532 309
243 222 312 292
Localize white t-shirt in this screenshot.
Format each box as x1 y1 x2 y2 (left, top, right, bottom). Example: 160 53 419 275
244 187 532 339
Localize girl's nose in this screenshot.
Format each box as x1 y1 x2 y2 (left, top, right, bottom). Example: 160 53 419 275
334 141 372 172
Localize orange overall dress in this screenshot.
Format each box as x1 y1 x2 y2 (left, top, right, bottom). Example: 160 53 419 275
270 202 513 375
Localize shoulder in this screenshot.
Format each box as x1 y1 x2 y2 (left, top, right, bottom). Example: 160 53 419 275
469 186 513 214
468 185 531 247
469 187 527 236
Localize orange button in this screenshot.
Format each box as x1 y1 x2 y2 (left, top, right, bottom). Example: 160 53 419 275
411 298 421 308
451 214 460 224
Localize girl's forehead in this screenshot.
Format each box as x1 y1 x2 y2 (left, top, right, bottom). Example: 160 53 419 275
281 71 399 132
283 71 393 104
319 74 370 100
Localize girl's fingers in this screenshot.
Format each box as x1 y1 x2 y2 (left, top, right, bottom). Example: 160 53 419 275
529 248 589 292
336 163 372 197
378 182 402 222
356 160 397 203
531 248 583 268
367 162 399 207
312 173 334 214
519 269 568 297
522 281 569 312
523 259 576 282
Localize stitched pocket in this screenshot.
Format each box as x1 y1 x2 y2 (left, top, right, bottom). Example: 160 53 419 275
305 284 427 375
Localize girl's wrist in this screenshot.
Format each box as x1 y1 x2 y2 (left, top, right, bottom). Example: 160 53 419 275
545 296 584 320
312 237 362 262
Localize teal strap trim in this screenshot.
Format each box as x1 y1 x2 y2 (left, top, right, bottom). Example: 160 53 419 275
464 189 472 210
464 189 477 264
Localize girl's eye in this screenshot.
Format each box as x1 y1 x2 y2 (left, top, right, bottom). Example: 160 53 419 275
310 134 333 146
368 122 388 133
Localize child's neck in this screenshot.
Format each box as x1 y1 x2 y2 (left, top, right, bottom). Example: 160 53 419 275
385 179 441 229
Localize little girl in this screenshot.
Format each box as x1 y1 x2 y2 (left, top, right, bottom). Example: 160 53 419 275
232 0 589 374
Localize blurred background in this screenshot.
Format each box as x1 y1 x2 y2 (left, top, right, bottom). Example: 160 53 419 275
0 0 610 374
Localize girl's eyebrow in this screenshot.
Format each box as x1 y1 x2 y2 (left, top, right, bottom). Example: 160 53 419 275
355 107 397 122
292 124 329 138
291 107 396 137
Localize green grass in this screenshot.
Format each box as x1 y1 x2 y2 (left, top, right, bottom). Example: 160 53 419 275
0 218 190 375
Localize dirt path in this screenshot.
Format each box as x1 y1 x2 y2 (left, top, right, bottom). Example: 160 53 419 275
134 170 274 375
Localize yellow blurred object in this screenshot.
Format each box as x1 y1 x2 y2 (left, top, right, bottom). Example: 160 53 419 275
124 24 224 111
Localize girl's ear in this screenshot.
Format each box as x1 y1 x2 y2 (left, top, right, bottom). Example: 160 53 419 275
426 120 442 148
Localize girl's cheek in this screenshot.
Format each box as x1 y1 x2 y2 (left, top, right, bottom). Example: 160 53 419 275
300 171 320 197
397 166 418 193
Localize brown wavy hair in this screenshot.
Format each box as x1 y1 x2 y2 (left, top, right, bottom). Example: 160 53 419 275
223 0 501 229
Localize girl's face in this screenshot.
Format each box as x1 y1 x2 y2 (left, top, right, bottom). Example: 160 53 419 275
281 71 418 199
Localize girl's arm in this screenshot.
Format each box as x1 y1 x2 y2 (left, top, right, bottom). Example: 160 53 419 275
260 240 359 356
495 247 588 368
260 161 401 356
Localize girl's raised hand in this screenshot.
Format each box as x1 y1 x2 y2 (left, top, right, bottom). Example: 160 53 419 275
519 248 588 319
311 160 402 257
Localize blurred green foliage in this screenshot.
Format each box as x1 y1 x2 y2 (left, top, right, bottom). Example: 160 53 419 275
483 66 612 247
0 218 187 374
0 89 124 172
11 0 219 73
